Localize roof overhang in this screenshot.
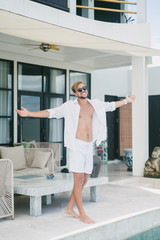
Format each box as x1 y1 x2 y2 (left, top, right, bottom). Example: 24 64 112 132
0 9 160 69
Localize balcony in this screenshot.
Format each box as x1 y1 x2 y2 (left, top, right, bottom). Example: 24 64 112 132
76 0 137 24
30 0 136 24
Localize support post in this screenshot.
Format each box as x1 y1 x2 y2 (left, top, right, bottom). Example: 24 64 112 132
90 186 100 202
132 56 148 176
30 196 42 216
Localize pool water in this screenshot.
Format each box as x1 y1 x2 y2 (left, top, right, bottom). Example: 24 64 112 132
125 225 160 240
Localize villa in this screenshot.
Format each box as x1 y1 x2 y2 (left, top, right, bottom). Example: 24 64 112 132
1 0 160 239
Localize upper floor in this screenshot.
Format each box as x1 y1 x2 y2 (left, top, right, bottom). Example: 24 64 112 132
0 0 149 48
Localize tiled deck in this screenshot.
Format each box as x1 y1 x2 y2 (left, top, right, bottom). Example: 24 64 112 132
1 160 160 240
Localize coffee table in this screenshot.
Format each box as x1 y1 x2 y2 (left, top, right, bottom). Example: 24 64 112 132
14 173 108 216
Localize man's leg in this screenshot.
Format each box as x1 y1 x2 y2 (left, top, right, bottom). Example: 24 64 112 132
65 190 78 218
72 172 95 224
65 172 88 218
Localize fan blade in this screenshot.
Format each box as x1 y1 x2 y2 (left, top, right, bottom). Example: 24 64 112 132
21 44 40 46
52 47 60 51
50 44 60 49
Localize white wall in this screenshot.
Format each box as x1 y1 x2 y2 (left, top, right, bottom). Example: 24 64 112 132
91 66 131 101
148 66 160 95
92 66 160 101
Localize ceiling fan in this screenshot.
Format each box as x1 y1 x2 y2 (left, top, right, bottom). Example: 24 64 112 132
22 42 60 52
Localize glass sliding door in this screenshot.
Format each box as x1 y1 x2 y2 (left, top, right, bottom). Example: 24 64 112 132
18 63 43 142
44 95 65 165
43 67 66 165
0 60 13 145
18 63 66 165
18 93 42 142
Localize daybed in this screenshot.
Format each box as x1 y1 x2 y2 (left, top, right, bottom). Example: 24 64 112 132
0 146 54 177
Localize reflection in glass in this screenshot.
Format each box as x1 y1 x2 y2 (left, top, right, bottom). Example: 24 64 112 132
0 60 12 89
0 118 11 143
0 91 12 116
46 97 64 143
44 68 65 94
21 119 40 142
21 95 40 112
69 71 90 95
18 63 42 92
48 119 63 142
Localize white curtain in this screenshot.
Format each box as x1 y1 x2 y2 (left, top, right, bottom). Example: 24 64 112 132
0 60 12 144
50 69 65 94
49 98 63 142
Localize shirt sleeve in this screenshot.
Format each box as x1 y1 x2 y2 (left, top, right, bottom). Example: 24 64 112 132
104 101 116 112
47 103 66 119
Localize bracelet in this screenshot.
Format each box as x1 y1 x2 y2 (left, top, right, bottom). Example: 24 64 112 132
123 99 127 105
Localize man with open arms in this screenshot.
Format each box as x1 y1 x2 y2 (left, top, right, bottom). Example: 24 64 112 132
16 81 135 224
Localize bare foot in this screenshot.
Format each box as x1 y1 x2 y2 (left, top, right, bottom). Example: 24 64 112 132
79 214 95 224
65 208 79 218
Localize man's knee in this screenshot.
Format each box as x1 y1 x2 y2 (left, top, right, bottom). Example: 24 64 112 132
74 173 84 187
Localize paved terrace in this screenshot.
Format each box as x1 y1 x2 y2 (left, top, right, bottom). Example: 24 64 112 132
1 161 160 240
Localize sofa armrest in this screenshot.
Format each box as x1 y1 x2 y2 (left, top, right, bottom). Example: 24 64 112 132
24 148 54 173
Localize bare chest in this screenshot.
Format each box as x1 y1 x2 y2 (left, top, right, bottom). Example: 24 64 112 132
79 103 94 119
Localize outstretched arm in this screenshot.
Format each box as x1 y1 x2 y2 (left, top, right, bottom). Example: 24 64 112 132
115 94 136 109
15 107 49 118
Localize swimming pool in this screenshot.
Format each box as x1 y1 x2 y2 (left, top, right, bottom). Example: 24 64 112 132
125 225 160 240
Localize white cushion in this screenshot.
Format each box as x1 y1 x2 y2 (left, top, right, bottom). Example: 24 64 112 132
0 145 26 171
14 167 49 177
31 151 51 169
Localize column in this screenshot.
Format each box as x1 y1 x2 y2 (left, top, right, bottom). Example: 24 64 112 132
132 56 148 176
137 0 146 23
90 186 100 202
68 0 76 15
13 60 17 143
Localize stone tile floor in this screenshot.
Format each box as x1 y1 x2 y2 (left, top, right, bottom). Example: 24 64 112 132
1 160 160 240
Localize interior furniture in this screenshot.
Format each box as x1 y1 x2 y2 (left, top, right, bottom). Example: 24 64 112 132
123 148 133 171
35 142 60 172
0 159 14 220
0 146 54 177
14 173 108 216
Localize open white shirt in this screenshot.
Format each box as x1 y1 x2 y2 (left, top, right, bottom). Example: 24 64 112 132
47 98 116 150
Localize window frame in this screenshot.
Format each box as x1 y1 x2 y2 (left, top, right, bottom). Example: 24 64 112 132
0 59 14 146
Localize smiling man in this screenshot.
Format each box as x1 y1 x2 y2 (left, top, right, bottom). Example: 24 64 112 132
16 81 136 224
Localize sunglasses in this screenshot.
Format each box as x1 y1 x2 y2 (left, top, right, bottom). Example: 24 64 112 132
77 86 87 92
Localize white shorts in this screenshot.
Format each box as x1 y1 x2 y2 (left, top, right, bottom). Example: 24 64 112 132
69 139 93 174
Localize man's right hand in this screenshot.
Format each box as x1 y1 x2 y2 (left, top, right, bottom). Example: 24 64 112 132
15 107 49 118
15 107 30 117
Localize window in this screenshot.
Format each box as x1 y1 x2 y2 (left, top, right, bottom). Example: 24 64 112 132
31 0 69 12
18 63 66 165
0 60 13 145
69 71 91 100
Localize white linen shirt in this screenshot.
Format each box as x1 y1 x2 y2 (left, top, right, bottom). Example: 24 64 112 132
47 98 116 151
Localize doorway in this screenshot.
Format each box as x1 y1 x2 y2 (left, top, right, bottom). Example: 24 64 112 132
105 95 132 160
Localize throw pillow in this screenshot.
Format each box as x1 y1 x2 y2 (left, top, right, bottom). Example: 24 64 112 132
0 145 26 171
31 151 51 169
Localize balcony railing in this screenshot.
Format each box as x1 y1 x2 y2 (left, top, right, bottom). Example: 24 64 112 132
76 0 137 24
77 0 137 15
30 0 137 24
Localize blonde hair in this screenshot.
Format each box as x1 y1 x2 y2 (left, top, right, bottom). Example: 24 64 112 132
71 81 85 93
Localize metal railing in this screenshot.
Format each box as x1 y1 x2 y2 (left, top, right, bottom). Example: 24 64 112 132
77 0 137 15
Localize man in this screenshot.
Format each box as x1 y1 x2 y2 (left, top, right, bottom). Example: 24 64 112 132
16 81 136 224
